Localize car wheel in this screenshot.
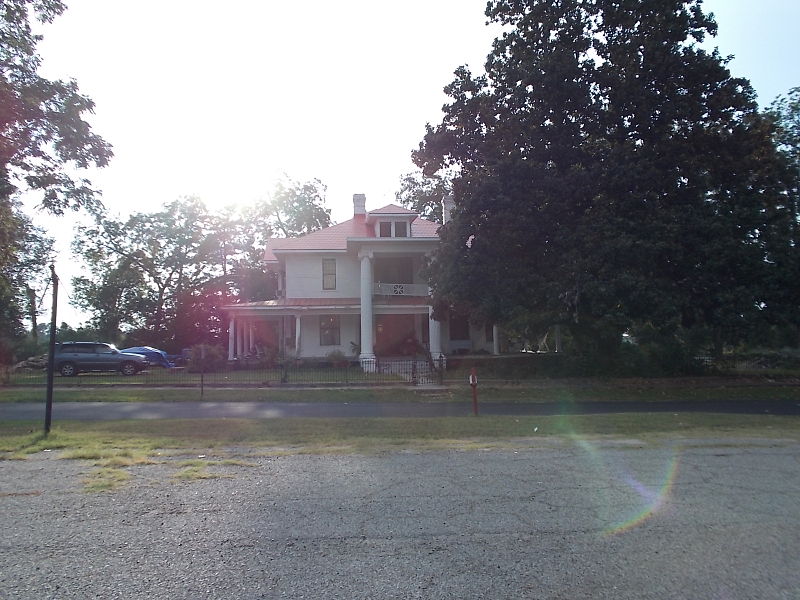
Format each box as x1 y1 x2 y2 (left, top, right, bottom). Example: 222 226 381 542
60 362 77 377
120 362 137 376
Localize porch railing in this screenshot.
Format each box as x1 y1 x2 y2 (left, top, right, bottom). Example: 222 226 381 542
373 282 429 296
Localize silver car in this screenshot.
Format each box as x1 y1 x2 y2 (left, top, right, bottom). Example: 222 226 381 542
55 342 149 377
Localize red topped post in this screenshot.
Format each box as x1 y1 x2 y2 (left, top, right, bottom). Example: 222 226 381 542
469 367 478 416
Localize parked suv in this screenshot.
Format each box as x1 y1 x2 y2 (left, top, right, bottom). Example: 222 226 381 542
55 342 149 377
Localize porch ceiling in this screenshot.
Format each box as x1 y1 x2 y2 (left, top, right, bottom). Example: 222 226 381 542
224 296 431 317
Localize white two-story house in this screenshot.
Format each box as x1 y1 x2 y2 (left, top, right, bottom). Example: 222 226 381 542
224 194 500 367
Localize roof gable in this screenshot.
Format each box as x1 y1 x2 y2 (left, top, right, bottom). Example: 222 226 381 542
368 204 419 216
263 211 440 262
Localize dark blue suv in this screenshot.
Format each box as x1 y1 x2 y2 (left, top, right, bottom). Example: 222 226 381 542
55 342 149 376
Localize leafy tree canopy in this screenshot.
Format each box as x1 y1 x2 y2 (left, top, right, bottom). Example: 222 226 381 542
258 177 331 238
71 179 331 350
1 0 112 214
0 0 111 360
0 195 54 357
395 169 453 224
415 0 793 357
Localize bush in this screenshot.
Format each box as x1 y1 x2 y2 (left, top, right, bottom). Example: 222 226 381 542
186 344 228 373
713 349 800 372
325 350 347 366
445 354 574 379
444 343 706 380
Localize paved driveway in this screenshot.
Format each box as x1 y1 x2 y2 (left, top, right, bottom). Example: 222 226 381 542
1 440 798 599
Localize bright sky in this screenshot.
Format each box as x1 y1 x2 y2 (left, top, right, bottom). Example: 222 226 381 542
29 0 800 325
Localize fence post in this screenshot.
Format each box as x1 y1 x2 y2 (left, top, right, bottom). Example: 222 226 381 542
200 344 205 399
470 367 478 416
438 356 444 385
44 265 58 435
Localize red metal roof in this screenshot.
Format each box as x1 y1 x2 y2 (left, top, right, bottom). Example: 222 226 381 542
409 218 440 238
368 203 420 215
263 212 440 262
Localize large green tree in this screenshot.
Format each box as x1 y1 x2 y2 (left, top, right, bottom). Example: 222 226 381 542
71 179 332 349
259 178 331 238
760 87 800 344
415 0 790 358
0 197 54 359
1 1 111 359
1 0 112 213
395 169 452 224
73 197 224 346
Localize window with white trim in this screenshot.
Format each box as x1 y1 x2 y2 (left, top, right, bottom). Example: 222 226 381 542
322 259 336 290
320 315 340 346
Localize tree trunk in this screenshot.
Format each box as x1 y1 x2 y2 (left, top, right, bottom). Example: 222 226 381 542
26 286 37 340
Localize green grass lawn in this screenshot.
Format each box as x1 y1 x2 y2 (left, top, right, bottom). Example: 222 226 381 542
3 413 796 492
3 366 406 387
2 380 800 404
2 413 798 458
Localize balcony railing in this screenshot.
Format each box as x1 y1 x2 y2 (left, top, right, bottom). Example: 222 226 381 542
373 282 429 296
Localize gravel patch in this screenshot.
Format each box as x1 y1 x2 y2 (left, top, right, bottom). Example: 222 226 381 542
1 440 799 599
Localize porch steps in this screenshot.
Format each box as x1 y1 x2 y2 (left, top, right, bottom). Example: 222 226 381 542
377 359 437 385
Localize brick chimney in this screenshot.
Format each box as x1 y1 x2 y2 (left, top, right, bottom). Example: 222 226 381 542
353 193 366 216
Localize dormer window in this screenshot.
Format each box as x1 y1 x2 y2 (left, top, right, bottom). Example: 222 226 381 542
367 205 419 238
377 220 410 238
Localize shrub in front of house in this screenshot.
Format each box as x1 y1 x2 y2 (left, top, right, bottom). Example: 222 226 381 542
186 344 228 373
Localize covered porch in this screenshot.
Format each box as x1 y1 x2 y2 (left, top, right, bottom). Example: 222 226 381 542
224 298 444 365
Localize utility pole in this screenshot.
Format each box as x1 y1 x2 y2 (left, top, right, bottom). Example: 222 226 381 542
44 265 58 435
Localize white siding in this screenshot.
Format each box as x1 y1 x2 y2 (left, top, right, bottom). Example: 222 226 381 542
298 314 360 358
284 254 361 298
440 319 494 354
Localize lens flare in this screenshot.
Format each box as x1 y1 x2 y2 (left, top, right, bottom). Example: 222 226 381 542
554 410 680 536
602 450 680 536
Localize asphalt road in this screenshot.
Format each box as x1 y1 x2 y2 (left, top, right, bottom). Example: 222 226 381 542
1 441 798 599
1 398 800 421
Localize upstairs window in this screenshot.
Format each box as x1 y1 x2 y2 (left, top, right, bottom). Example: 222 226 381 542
394 221 408 237
379 221 392 237
322 259 336 290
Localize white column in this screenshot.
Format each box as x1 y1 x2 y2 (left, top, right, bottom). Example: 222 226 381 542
492 325 500 356
236 320 244 357
359 252 375 371
228 317 235 360
294 315 301 358
246 321 254 354
428 306 443 360
359 252 375 368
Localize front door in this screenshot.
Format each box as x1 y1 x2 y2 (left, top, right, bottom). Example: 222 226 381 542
375 314 417 356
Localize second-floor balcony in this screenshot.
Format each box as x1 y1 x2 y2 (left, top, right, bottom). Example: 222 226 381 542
373 282 429 297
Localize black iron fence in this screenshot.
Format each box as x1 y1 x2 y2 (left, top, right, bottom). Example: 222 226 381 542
1 357 446 388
